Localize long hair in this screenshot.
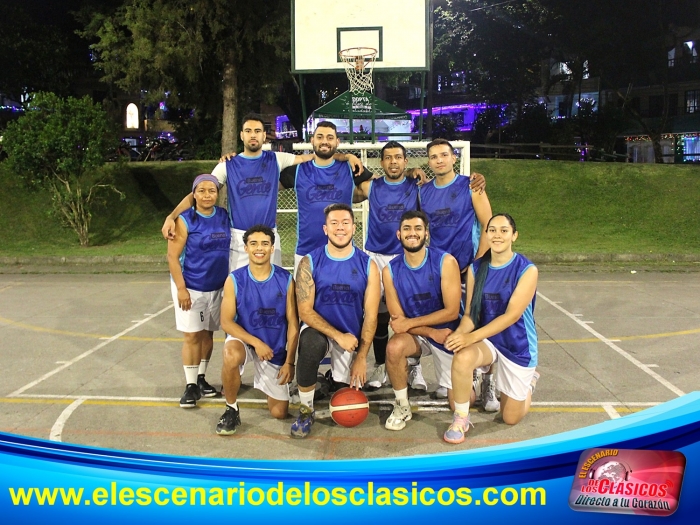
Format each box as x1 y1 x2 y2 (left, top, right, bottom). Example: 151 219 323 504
468 214 517 327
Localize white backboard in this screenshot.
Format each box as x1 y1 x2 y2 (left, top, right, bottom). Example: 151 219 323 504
291 0 430 73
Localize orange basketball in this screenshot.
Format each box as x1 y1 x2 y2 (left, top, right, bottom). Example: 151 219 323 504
329 387 369 427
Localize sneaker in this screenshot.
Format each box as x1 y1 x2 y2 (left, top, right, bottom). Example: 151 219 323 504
443 411 473 444
481 373 499 412
472 369 483 405
290 405 315 438
216 406 241 435
288 380 300 404
179 384 199 408
198 375 219 398
365 363 387 390
385 402 412 431
435 386 448 399
408 364 427 391
530 371 540 396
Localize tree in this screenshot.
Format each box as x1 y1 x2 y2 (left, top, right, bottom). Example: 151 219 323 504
3 93 123 246
81 0 291 155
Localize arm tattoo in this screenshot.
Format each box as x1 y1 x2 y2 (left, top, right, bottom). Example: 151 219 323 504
295 257 313 304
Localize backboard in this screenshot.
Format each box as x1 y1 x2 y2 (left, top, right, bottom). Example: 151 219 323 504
291 0 430 74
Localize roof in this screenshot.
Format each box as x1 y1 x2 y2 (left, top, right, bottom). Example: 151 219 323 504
312 91 411 120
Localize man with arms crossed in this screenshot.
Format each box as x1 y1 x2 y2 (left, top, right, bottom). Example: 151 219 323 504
216 225 299 435
162 114 362 270
420 139 496 409
292 203 381 438
382 211 462 430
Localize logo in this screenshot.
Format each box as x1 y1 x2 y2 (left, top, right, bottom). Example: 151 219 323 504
237 176 272 197
569 448 685 516
319 284 358 306
306 184 343 202
200 232 229 252
376 204 406 222
248 307 285 330
429 208 459 228
406 292 442 315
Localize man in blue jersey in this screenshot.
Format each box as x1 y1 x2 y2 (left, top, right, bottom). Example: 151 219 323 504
291 203 381 438
382 211 462 431
216 225 299 435
279 121 374 274
161 114 363 271
420 138 497 409
353 141 486 393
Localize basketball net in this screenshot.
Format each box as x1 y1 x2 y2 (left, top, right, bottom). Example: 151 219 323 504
339 47 377 94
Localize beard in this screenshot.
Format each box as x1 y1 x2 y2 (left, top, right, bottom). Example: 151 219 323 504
246 141 262 153
385 170 404 180
328 235 353 250
401 236 426 253
314 143 337 160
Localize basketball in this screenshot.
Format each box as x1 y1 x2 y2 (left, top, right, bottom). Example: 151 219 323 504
329 387 370 428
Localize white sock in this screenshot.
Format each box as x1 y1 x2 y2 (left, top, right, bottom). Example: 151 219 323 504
299 389 314 410
454 401 470 414
183 365 198 385
393 387 409 406
198 359 209 376
227 401 239 411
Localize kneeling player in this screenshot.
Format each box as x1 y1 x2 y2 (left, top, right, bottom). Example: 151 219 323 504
216 225 299 435
383 211 462 430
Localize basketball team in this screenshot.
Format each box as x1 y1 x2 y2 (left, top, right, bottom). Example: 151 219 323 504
163 113 540 445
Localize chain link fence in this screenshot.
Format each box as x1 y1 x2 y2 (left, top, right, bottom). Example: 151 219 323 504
275 141 470 269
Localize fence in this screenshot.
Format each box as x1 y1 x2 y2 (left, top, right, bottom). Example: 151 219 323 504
272 141 471 269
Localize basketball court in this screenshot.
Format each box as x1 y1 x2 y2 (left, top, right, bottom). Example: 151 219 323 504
0 270 697 460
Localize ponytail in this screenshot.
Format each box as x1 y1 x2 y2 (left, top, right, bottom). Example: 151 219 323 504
469 249 491 328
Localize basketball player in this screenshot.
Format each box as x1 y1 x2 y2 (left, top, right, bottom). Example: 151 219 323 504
215 225 299 435
353 141 486 392
382 210 462 430
443 214 539 444
291 203 381 438
161 113 363 271
167 174 230 408
420 138 497 409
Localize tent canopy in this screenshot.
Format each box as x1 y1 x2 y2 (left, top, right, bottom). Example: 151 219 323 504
312 91 410 121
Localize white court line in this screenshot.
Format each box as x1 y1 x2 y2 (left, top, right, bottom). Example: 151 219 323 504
537 292 685 397
49 397 86 442
602 404 621 419
7 304 173 397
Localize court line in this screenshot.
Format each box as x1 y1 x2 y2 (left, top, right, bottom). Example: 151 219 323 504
7 304 173 397
537 292 685 397
602 404 621 420
49 397 86 442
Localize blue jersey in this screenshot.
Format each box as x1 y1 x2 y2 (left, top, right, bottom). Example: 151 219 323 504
420 175 480 271
225 150 280 230
471 253 537 367
177 206 230 292
307 246 370 338
231 265 292 367
294 160 355 256
365 177 420 255
388 248 460 352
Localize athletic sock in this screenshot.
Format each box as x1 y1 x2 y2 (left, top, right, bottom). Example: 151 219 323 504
198 359 209 376
299 389 314 410
373 322 388 365
454 401 470 414
227 401 239 411
393 387 409 406
183 365 199 385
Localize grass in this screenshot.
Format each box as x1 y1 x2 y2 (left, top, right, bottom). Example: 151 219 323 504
0 159 698 260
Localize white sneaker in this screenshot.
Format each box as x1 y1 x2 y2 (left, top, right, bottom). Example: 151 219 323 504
365 363 387 389
481 373 499 412
288 380 300 404
472 369 482 405
408 364 427 391
435 386 448 399
385 402 412 430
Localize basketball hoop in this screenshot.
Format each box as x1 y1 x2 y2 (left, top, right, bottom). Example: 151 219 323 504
339 47 377 94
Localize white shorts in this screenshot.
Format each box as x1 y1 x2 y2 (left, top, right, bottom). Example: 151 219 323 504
300 324 355 384
367 251 398 314
171 281 222 332
476 339 537 402
225 336 290 402
407 337 453 389
230 227 282 272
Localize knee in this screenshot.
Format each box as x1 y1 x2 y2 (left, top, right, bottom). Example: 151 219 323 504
502 410 523 426
269 402 289 420
183 332 201 345
385 337 406 362
222 343 244 367
452 349 475 370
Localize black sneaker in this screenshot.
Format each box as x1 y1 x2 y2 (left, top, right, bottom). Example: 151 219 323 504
179 384 198 408
197 375 218 397
216 406 241 435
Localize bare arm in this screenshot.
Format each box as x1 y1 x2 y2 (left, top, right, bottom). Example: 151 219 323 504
161 194 195 240
166 218 190 310
220 276 275 360
278 279 300 385
353 179 371 203
472 189 493 259
350 260 381 388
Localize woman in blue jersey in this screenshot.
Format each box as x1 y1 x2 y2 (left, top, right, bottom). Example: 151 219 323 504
443 214 539 444
167 174 231 409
